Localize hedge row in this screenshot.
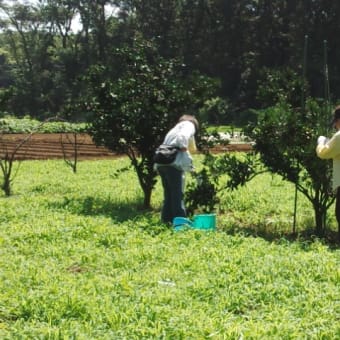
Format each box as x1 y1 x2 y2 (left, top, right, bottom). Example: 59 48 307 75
0 116 88 134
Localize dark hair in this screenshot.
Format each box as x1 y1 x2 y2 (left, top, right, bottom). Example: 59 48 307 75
332 105 340 125
178 115 199 132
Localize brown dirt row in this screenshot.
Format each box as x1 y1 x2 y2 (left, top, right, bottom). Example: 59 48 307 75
0 133 117 160
0 133 252 160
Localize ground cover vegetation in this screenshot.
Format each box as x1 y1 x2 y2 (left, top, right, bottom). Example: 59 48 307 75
0 158 339 338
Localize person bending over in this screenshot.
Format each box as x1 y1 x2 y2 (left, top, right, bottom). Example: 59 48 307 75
155 115 198 224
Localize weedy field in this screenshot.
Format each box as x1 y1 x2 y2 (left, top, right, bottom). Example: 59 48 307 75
0 157 339 339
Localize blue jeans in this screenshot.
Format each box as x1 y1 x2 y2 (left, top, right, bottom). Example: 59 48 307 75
158 166 186 223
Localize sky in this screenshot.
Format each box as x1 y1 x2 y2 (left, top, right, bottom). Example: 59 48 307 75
2 0 118 33
1 0 80 32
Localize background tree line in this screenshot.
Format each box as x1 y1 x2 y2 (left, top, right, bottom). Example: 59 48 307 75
1 0 340 122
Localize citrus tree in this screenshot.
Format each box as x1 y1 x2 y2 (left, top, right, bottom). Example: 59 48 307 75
252 99 335 234
86 39 216 208
216 98 334 236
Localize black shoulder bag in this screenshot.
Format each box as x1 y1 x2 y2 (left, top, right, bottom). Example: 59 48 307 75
153 144 180 164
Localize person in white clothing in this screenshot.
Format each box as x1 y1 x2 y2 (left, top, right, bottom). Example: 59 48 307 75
316 105 340 236
155 115 198 224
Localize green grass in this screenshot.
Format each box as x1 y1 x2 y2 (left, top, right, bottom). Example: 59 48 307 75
0 158 339 339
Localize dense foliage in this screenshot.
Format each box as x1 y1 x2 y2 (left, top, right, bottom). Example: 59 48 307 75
1 1 340 121
250 99 335 235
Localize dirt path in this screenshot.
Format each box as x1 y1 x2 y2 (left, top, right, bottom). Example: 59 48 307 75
0 133 252 160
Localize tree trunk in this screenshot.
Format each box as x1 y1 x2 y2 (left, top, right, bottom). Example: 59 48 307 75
314 202 327 237
142 186 152 210
2 175 11 196
133 161 155 210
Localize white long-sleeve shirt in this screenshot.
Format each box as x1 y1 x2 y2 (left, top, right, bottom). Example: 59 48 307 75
316 130 340 190
163 121 196 151
158 120 197 172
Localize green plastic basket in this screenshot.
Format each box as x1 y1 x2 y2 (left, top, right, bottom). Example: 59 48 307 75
193 214 216 230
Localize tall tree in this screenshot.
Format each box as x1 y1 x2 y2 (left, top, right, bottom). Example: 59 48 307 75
75 0 116 64
0 1 57 116
40 0 77 48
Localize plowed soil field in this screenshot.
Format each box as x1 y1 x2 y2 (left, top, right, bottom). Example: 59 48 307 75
0 133 116 160
0 133 252 160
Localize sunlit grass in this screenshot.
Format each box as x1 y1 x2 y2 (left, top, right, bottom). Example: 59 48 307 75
0 158 339 338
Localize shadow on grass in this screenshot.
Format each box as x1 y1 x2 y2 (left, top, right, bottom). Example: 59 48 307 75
221 222 340 249
48 195 149 222
47 195 172 237
48 196 340 246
